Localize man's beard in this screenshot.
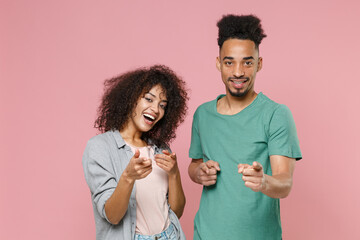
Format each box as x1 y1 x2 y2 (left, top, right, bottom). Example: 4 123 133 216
228 87 249 98
227 77 250 97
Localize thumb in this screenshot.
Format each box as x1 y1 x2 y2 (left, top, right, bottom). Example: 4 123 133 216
133 149 140 158
200 163 210 174
238 164 245 173
162 149 171 155
170 152 176 159
252 161 262 171
207 160 220 171
213 161 221 171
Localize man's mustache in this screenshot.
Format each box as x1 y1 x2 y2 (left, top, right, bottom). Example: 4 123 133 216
228 77 249 81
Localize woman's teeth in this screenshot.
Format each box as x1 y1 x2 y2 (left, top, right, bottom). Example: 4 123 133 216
144 113 155 121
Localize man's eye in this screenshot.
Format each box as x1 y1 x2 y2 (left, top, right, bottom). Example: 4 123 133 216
225 61 232 66
244 61 253 66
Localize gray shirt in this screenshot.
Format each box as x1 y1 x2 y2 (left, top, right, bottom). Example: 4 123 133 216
82 130 185 240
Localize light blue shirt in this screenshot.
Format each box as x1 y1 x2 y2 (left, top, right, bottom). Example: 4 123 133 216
83 130 185 240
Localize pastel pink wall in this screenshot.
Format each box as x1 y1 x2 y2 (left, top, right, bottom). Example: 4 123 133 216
1 0 360 239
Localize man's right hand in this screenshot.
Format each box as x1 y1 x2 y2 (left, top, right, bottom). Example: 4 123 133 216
123 149 152 182
195 160 220 186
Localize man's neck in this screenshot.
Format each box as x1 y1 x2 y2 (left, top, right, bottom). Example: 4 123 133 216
217 91 258 115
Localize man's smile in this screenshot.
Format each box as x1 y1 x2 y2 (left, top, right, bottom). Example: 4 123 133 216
229 77 249 88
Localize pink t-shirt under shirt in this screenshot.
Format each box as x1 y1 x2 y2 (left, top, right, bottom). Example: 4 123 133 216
126 143 170 235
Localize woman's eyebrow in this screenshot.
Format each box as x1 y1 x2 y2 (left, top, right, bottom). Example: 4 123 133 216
145 92 155 97
146 92 168 102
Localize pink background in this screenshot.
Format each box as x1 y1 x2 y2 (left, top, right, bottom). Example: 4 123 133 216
1 0 360 239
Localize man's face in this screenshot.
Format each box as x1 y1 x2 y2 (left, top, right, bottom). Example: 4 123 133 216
216 39 262 98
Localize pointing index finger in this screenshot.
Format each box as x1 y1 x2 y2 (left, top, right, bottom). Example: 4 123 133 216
238 163 251 173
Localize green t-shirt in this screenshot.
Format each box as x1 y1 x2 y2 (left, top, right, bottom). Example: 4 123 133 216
189 93 302 240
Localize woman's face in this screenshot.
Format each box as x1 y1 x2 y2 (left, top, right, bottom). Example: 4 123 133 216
129 84 167 133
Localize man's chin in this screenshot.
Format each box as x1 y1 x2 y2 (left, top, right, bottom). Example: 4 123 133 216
229 89 248 98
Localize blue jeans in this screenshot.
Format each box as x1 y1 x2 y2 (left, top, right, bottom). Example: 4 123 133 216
135 223 177 240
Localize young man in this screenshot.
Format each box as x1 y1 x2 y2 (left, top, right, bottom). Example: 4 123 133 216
188 15 302 239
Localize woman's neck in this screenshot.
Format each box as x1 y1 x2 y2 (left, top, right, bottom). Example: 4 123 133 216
119 127 147 147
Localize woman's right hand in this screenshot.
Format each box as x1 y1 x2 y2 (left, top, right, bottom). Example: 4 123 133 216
105 149 152 224
123 149 152 182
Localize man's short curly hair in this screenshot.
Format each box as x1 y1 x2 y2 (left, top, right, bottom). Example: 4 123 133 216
217 14 267 49
95 65 188 147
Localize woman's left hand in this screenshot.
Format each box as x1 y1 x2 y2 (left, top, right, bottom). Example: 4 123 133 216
155 150 179 176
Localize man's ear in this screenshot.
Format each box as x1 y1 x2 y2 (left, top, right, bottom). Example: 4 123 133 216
216 56 221 71
257 57 263 72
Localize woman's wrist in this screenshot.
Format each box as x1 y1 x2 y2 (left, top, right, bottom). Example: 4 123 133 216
121 170 135 185
168 168 180 180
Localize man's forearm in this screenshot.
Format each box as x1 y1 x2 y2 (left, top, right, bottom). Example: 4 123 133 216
188 160 202 184
262 173 293 199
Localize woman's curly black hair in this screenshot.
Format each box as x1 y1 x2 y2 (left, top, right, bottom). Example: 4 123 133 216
95 65 188 147
217 14 267 49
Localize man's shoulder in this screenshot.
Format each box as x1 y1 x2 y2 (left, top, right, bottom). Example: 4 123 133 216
258 93 279 107
257 93 294 123
258 93 288 112
194 95 223 114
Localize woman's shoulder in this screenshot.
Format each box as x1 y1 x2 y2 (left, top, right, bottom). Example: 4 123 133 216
87 131 114 146
84 130 123 155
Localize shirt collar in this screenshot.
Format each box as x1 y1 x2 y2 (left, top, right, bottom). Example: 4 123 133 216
111 130 126 149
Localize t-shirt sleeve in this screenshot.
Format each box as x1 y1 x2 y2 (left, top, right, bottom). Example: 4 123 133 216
268 105 302 160
189 109 203 159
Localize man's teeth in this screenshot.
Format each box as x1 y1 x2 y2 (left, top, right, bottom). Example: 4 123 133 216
234 80 246 84
144 114 155 120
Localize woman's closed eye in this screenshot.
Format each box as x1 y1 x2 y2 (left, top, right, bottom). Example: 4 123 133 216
144 97 153 102
160 103 167 109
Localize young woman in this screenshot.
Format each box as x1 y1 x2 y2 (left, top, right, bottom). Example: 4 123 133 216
83 65 188 240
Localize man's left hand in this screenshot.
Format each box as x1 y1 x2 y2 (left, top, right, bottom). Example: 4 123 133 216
238 161 266 192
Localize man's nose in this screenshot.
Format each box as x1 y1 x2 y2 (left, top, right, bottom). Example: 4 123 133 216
233 64 244 77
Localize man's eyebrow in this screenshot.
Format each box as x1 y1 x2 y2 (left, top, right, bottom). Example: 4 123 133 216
222 56 255 61
243 56 255 60
222 56 234 61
